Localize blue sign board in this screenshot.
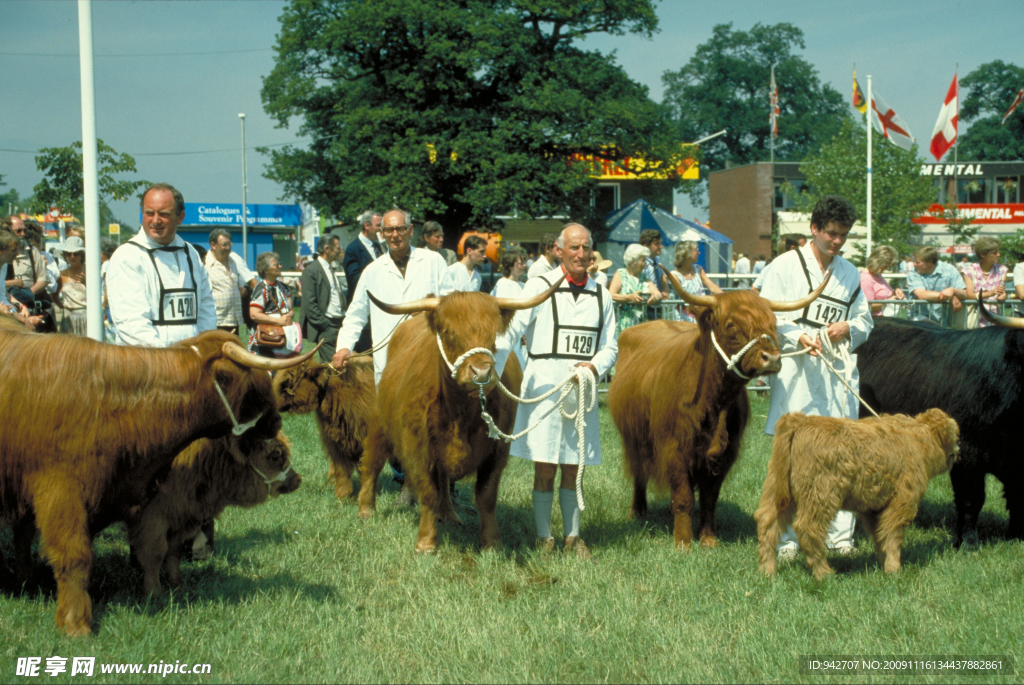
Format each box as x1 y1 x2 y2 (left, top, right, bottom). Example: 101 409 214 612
141 202 302 227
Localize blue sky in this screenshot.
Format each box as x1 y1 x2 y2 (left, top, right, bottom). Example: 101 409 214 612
1 0 1018 225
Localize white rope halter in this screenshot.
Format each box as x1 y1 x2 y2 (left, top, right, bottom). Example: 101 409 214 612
191 346 263 436
709 331 772 380
435 334 596 511
250 461 293 496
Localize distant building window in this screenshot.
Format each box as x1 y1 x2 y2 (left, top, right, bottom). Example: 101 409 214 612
594 183 620 217
996 176 1019 203
774 178 806 210
958 178 988 204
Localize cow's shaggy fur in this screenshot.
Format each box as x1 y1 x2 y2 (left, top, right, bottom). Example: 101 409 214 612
755 409 960 579
609 291 782 550
273 357 375 500
128 432 300 597
358 292 523 553
0 328 286 636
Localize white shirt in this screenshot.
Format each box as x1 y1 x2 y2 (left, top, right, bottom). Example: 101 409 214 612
502 271 618 465
106 228 217 347
753 260 766 274
42 251 60 294
448 261 481 292
759 245 873 434
318 255 345 318
229 251 256 286
527 254 555 280
491 277 527 370
336 247 454 385
734 256 751 274
0 263 9 308
591 270 608 288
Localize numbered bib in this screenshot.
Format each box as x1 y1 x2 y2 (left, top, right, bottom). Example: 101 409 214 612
162 291 197 322
805 299 849 327
557 330 598 358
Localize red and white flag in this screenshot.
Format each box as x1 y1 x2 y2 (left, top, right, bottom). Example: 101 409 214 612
1002 85 1024 125
770 64 779 138
870 90 914 151
929 75 958 161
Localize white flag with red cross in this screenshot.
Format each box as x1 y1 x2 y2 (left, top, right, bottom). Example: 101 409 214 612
1002 86 1024 125
870 90 914 150
929 75 958 161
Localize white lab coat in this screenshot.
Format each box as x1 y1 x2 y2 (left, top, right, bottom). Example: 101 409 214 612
448 261 481 292
491 277 527 370
759 245 872 434
336 247 454 386
503 268 618 465
106 228 217 347
527 255 556 280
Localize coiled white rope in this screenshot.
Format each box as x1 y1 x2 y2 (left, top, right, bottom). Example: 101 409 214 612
710 331 771 380
435 334 597 510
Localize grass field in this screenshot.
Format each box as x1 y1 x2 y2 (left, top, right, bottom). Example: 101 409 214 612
2 392 1021 684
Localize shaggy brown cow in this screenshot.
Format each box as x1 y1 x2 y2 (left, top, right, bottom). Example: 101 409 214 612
129 432 300 597
357 283 559 553
273 357 376 500
756 409 960 579
0 327 317 636
608 268 829 549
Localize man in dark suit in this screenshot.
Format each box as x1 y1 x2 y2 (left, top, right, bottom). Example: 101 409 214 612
343 209 382 352
300 234 345 363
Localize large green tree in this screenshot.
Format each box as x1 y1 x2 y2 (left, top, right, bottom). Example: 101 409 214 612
958 60 1024 161
33 140 148 234
793 118 935 262
662 22 849 208
260 0 682 239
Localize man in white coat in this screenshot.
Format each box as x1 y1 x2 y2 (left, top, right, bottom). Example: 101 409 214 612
502 223 617 558
332 208 454 384
332 208 455 503
106 183 217 348
105 182 217 558
758 195 873 558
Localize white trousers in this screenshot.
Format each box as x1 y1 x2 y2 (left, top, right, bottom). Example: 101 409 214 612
777 510 856 551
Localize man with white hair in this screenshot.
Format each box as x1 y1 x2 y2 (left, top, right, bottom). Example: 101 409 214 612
500 223 617 558
332 208 455 503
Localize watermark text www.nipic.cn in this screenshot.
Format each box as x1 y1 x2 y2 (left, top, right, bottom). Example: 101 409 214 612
16 657 212 677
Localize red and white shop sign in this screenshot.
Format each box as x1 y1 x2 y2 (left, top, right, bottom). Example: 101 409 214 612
914 203 1024 225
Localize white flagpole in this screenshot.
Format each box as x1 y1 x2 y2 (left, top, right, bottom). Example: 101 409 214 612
866 74 873 259
78 0 102 341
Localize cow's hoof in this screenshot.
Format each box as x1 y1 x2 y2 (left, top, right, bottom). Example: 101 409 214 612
674 540 693 552
414 545 436 555
60 618 92 638
628 508 646 521
699 536 719 549
357 508 374 521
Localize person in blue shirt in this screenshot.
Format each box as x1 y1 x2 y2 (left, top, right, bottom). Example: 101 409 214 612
906 246 968 325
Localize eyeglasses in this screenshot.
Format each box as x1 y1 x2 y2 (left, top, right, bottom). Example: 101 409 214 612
380 226 410 235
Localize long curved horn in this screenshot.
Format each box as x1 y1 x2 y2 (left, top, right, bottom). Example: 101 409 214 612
494 275 565 310
977 294 1024 328
368 290 440 315
660 263 717 308
764 269 834 312
222 340 323 370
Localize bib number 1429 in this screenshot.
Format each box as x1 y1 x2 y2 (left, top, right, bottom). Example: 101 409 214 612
562 333 594 356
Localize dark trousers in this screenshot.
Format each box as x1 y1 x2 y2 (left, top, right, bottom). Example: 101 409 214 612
314 318 342 363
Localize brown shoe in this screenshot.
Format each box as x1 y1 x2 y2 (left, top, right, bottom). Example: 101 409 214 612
535 537 555 553
564 536 591 560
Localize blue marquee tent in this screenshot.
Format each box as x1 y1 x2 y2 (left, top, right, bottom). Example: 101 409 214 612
604 199 733 274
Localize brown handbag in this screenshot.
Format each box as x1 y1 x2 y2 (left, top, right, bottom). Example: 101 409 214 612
255 324 286 348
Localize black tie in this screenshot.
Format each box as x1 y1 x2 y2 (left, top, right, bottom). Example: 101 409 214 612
372 241 383 258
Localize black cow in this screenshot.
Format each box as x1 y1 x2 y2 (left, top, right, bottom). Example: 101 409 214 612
856 310 1023 547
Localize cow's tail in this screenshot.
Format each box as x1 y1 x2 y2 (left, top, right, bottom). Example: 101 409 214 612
755 415 798 576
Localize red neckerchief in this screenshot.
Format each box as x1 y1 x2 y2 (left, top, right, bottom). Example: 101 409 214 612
561 266 588 287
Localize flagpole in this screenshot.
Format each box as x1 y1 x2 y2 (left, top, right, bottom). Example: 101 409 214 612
866 74 873 259
953 66 959 209
78 0 102 342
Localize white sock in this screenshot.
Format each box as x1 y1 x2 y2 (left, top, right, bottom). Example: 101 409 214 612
532 490 554 539
559 488 581 538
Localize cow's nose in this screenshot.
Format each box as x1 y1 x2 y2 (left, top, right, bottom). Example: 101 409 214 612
761 350 781 371
470 361 493 382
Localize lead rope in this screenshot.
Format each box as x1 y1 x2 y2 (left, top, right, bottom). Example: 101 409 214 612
776 331 880 418
436 334 596 511
250 462 293 496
